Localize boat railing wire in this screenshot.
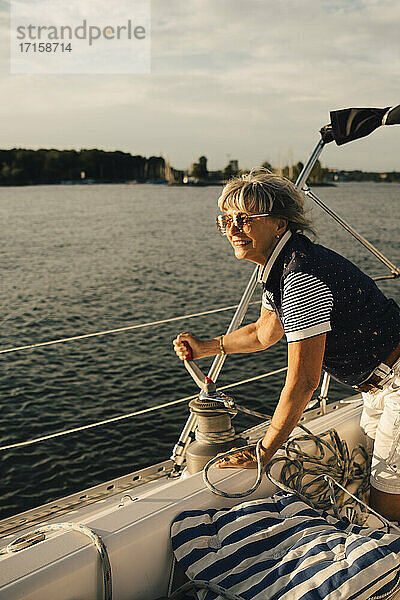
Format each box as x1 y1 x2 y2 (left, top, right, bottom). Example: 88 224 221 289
0 299 289 453
0 301 261 355
0 367 288 452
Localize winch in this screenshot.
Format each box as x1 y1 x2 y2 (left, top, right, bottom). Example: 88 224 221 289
180 359 245 474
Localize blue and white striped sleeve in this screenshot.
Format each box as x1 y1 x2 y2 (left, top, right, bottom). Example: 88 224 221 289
261 289 274 311
282 272 333 342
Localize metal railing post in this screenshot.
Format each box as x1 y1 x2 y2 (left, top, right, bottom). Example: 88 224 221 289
318 372 331 415
294 138 326 189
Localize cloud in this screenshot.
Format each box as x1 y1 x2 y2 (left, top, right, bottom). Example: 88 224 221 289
0 0 399 170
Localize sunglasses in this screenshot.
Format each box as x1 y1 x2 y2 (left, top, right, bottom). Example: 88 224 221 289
216 213 271 236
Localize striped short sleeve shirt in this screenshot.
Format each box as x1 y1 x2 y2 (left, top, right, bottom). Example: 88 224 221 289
258 231 400 386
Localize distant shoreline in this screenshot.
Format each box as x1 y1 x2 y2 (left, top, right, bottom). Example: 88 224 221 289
2 148 399 187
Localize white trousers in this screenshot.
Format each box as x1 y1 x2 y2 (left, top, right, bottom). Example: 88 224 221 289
360 358 400 494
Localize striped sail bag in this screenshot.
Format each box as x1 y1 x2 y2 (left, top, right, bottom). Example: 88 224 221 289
171 492 400 600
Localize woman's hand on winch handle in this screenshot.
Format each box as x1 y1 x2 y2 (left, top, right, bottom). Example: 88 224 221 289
173 332 214 361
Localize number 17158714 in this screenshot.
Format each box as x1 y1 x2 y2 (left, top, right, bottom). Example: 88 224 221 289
18 42 72 52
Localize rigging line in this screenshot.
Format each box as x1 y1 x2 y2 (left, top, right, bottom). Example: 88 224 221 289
0 301 262 355
0 367 287 452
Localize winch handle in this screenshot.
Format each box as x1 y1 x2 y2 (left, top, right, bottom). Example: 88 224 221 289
183 342 216 393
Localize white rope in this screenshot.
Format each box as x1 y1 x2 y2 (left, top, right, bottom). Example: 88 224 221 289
1 522 112 600
0 301 261 355
0 367 287 452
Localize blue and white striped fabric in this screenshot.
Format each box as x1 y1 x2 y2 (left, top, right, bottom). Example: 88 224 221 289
171 493 400 600
281 272 334 342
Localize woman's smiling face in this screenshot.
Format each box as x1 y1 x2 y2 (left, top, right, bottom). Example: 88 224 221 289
225 211 287 265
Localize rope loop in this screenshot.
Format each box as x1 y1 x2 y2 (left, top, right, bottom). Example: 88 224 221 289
203 440 266 499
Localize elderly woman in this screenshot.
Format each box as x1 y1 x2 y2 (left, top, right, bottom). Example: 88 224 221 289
173 169 400 521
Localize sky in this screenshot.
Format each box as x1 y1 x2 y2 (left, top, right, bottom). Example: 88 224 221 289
0 0 400 172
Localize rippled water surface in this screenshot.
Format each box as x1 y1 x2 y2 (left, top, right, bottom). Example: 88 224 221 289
0 182 399 519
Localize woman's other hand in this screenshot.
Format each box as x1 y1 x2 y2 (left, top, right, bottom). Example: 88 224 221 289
214 445 269 469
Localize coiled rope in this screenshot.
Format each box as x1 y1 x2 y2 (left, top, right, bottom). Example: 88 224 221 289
266 430 370 516
203 417 371 523
0 367 287 452
0 522 112 600
0 301 261 355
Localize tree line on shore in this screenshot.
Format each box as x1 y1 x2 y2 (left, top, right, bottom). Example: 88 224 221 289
0 148 398 186
0 149 167 186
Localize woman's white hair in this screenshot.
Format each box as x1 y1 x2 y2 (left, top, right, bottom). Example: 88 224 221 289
218 168 314 235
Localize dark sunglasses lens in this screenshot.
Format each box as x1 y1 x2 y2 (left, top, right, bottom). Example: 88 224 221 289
235 214 245 230
216 216 227 235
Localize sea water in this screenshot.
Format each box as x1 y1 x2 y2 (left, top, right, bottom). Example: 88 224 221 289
0 182 399 518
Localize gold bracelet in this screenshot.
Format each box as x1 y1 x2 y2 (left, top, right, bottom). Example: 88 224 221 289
219 335 226 355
